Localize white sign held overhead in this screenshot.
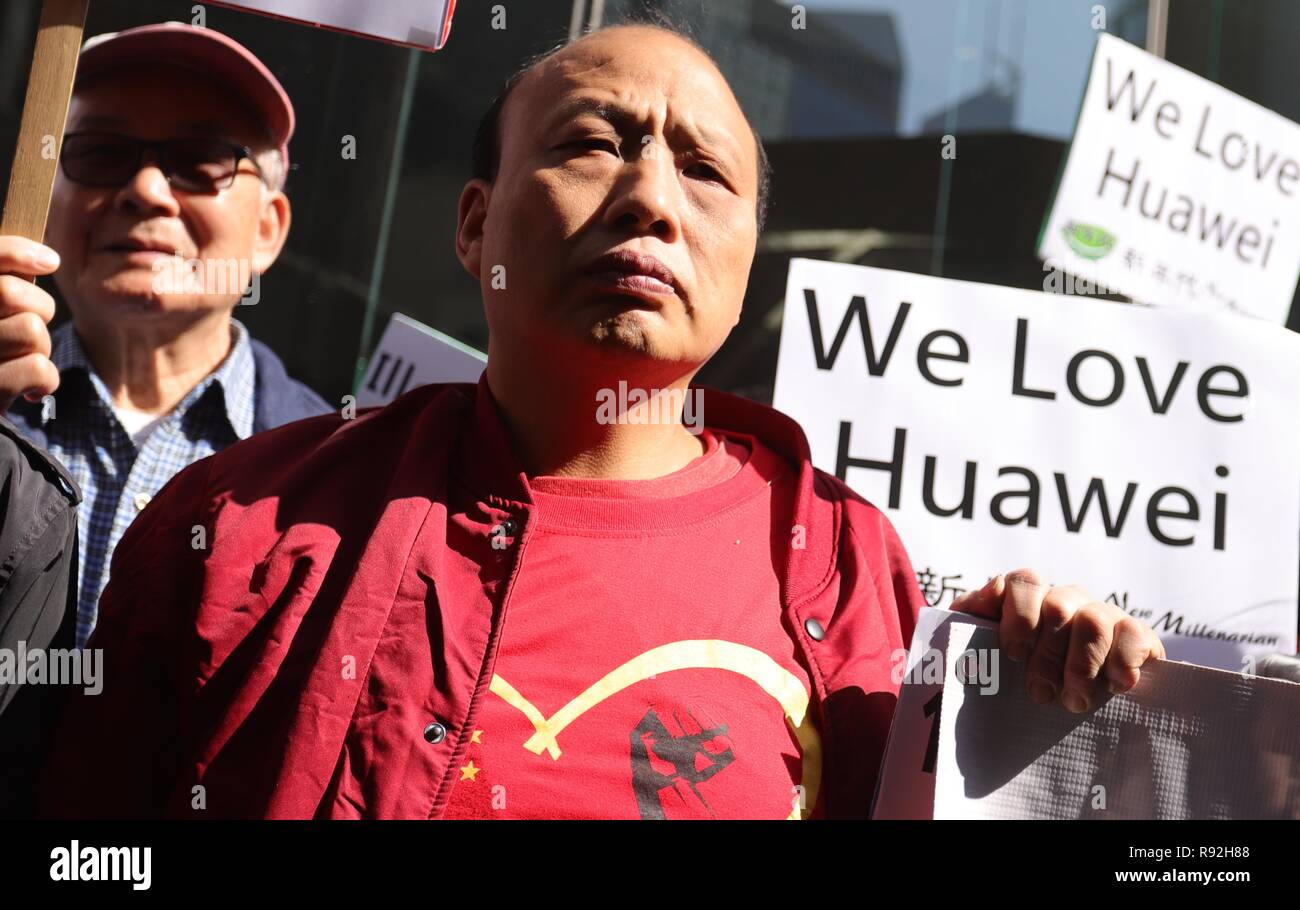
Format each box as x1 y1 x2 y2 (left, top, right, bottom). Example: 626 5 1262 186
356 313 485 408
1039 33 1300 323
773 258 1300 672
210 0 457 50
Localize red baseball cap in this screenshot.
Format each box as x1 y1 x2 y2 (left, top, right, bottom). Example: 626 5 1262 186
75 22 295 175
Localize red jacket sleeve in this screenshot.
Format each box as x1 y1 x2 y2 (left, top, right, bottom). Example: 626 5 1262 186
808 471 926 818
868 502 925 652
38 455 215 819
836 480 925 652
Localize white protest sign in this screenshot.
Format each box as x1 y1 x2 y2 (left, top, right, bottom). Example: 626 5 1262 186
210 0 457 50
356 312 485 407
1039 33 1300 323
773 258 1300 672
933 618 1300 819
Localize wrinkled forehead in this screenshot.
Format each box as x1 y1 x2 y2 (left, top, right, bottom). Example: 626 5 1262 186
69 62 269 146
506 29 755 162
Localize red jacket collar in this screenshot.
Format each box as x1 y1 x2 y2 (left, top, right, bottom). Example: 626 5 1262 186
453 374 838 612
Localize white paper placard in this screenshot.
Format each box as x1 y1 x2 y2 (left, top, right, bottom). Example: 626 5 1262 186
773 258 1300 671
1039 33 1300 323
355 312 485 407
211 0 457 50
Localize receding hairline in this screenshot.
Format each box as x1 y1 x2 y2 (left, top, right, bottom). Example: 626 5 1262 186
509 24 725 108
500 24 745 152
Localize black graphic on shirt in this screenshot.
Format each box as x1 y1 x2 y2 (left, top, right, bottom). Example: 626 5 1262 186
630 705 736 819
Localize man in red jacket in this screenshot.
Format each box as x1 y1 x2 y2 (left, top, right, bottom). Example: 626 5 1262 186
42 21 1164 820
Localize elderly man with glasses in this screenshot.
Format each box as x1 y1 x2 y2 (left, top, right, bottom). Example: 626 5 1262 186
0 23 329 648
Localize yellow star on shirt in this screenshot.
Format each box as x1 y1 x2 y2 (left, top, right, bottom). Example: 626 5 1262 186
460 761 480 782
470 729 483 744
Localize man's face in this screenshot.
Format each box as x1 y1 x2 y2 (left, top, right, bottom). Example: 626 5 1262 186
46 64 289 326
459 27 761 382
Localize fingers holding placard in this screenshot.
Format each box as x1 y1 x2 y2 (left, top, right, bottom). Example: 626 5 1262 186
0 236 61 410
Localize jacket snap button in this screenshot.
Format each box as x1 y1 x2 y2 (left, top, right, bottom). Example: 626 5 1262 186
500 517 518 536
804 618 826 641
423 722 447 744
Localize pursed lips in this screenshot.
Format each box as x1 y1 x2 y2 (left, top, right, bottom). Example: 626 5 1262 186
583 250 681 302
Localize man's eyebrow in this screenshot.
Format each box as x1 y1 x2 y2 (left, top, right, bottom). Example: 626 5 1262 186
545 96 746 164
546 97 636 133
678 119 743 163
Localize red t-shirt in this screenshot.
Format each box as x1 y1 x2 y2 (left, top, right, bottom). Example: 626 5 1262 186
442 429 822 819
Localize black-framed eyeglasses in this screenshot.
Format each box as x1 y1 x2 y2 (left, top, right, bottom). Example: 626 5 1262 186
59 131 268 192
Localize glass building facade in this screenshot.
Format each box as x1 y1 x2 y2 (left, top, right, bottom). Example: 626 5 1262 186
1 0 1296 405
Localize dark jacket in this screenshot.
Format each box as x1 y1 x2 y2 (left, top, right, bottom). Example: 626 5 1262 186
0 417 80 817
5 336 332 445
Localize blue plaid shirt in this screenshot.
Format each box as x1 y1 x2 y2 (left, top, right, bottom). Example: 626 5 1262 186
41 319 256 647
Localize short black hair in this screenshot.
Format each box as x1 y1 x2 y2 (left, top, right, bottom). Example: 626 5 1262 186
471 20 773 235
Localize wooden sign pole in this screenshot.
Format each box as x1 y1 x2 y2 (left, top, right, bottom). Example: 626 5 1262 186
1 0 90 243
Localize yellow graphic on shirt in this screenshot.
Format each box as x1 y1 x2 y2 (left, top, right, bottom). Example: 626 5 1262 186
489 639 821 819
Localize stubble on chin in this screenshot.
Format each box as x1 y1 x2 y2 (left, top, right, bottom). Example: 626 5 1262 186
588 311 658 354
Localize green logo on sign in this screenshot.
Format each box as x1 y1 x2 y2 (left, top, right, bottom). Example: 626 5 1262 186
1062 222 1117 261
